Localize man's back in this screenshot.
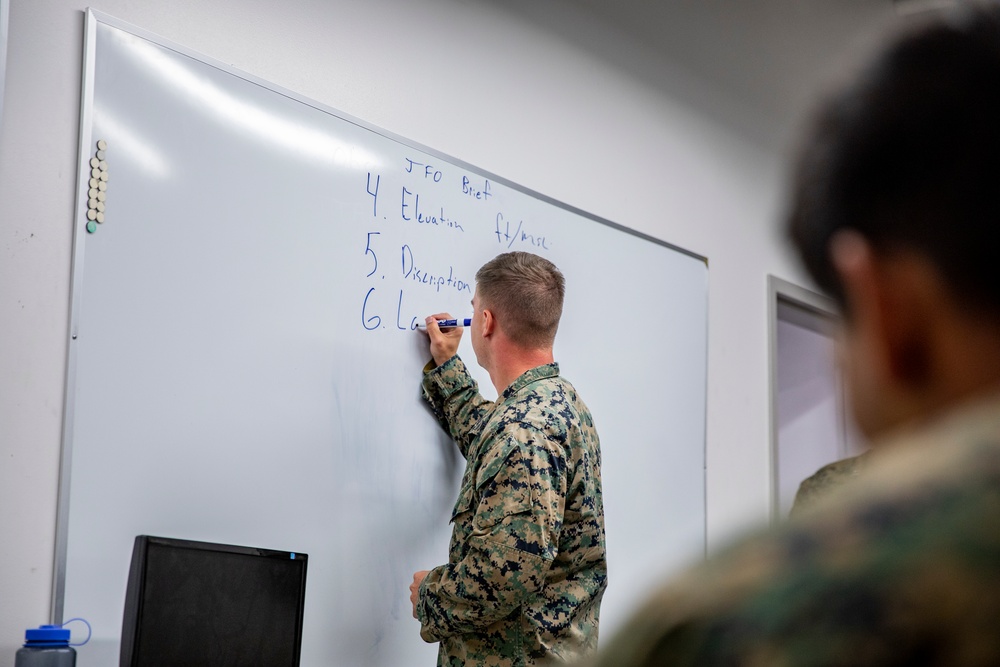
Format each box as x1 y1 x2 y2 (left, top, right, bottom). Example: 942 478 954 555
420 358 607 666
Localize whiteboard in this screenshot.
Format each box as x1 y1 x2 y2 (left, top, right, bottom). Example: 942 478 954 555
57 11 708 667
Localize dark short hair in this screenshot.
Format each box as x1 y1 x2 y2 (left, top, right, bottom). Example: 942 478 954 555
475 252 565 349
786 3 1000 315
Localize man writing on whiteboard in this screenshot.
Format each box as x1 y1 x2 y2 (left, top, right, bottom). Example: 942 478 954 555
410 251 608 666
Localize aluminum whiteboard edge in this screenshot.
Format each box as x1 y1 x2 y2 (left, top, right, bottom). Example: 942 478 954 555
52 7 99 624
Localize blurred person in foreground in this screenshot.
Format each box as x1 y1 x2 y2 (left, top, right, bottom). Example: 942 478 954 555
587 4 1000 665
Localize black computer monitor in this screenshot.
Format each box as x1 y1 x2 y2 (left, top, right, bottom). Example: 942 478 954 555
120 535 308 667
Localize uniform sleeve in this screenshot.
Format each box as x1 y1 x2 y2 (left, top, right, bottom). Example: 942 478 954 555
416 430 567 641
421 355 495 459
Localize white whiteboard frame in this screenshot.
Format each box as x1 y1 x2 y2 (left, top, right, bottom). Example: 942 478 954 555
53 7 711 623
766 275 840 524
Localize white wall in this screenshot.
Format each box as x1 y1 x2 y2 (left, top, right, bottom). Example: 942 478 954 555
0 0 878 661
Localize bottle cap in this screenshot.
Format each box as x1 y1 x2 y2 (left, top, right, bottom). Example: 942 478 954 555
24 625 71 647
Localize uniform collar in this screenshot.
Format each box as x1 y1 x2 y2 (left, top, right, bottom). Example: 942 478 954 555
500 363 560 402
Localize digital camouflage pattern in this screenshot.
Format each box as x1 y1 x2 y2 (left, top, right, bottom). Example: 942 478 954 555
789 450 871 518
418 355 607 667
584 394 1000 667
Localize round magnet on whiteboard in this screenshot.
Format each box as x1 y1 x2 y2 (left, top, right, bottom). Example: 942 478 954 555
96 150 105 160
87 209 97 221
89 178 99 188
86 220 97 234
88 188 98 199
99 161 108 171
96 202 105 213
96 212 105 223
97 139 107 151
98 181 107 192
88 198 98 209
90 157 100 168
97 192 106 202
100 171 109 182
91 168 101 178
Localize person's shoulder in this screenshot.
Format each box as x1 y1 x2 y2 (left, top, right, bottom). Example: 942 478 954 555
810 451 862 480
506 367 571 412
791 451 870 514
527 369 594 415
516 375 596 430
812 451 868 482
591 407 1000 666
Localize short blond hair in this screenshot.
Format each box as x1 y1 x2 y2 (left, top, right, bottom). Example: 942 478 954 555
476 252 565 349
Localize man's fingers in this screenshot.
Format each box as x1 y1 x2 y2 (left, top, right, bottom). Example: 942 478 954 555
410 571 428 620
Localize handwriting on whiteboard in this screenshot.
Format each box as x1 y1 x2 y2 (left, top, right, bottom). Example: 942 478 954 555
358 158 554 332
401 189 466 232
402 245 472 294
494 212 550 250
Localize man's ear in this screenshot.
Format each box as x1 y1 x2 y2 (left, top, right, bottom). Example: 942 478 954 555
481 309 495 338
831 231 932 390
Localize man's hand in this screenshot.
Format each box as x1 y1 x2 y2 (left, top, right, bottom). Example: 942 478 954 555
423 313 462 367
410 570 430 619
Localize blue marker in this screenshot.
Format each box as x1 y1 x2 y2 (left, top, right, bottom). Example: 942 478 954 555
418 318 472 329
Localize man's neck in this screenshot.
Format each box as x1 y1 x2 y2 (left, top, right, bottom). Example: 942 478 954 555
489 347 555 396
873 311 1000 441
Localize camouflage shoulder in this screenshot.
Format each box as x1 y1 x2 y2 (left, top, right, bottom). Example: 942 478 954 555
790 451 870 516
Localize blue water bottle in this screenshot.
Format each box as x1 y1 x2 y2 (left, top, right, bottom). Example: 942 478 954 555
14 625 76 667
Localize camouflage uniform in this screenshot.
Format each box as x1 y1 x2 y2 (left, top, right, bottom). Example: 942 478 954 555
789 450 871 518
418 355 607 666
585 395 1000 667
